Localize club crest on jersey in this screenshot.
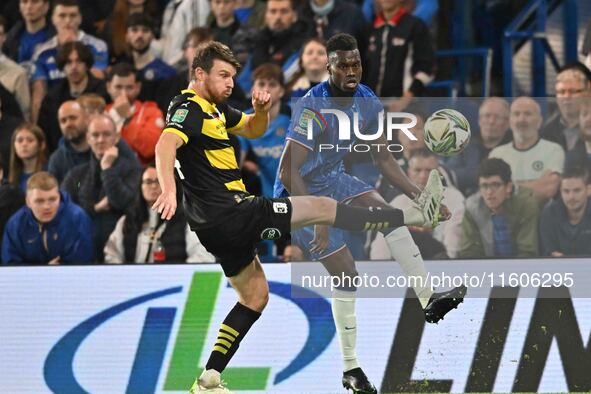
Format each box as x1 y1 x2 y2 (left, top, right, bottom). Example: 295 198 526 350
171 109 188 123
261 228 281 240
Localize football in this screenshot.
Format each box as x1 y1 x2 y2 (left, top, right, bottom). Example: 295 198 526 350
423 109 471 157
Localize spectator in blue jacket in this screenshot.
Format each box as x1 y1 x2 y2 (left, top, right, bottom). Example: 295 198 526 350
2 171 93 264
539 167 591 257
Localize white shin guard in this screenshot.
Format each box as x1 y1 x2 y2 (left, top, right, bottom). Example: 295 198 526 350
384 226 433 308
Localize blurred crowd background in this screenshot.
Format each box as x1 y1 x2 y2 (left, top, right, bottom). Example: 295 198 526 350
1 0 590 264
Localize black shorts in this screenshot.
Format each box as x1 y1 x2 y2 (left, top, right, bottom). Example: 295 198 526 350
192 196 292 277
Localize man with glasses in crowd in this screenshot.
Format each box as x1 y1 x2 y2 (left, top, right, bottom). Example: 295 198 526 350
459 158 539 258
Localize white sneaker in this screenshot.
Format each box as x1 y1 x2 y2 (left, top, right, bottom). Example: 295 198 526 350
189 369 233 394
403 169 444 228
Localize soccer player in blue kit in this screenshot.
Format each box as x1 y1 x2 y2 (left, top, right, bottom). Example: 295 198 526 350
274 34 467 393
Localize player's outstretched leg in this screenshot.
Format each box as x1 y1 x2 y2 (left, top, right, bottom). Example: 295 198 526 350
349 169 465 322
289 191 440 233
190 258 268 394
383 226 466 322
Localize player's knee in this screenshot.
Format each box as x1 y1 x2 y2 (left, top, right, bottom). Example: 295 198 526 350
315 197 336 221
243 286 269 312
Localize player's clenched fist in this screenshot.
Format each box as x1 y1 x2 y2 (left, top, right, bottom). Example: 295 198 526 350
152 189 177 220
251 90 272 113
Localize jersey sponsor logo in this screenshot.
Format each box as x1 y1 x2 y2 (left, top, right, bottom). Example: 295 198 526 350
261 227 281 240
171 109 188 123
253 145 284 159
273 202 289 214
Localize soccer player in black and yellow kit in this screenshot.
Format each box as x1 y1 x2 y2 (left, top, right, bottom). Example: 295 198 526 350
153 41 451 393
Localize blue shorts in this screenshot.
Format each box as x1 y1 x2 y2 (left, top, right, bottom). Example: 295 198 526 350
292 172 374 260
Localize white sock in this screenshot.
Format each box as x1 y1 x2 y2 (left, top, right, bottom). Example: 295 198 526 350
332 289 360 372
384 226 433 308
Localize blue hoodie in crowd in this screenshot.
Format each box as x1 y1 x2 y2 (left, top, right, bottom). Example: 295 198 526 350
1 191 93 264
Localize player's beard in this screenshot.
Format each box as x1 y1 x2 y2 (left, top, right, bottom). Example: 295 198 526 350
205 84 228 105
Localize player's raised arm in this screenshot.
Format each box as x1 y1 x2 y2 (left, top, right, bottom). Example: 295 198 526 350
231 90 272 139
152 132 183 220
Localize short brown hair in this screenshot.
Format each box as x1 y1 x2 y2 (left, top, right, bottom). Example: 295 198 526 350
27 172 58 192
107 62 138 82
183 27 213 49
77 93 106 114
52 0 80 13
252 63 285 87
191 41 240 79
477 158 512 184
562 166 590 185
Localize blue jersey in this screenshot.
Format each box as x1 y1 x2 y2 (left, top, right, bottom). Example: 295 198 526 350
239 112 290 197
31 32 108 86
18 27 52 72
140 58 177 81
273 81 383 197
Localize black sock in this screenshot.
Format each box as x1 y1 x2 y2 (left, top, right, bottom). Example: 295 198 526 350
205 302 261 373
332 204 404 231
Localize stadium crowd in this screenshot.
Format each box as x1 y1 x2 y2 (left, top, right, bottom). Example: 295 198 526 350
0 0 590 264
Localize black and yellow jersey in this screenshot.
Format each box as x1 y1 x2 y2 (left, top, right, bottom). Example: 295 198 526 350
163 88 249 228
